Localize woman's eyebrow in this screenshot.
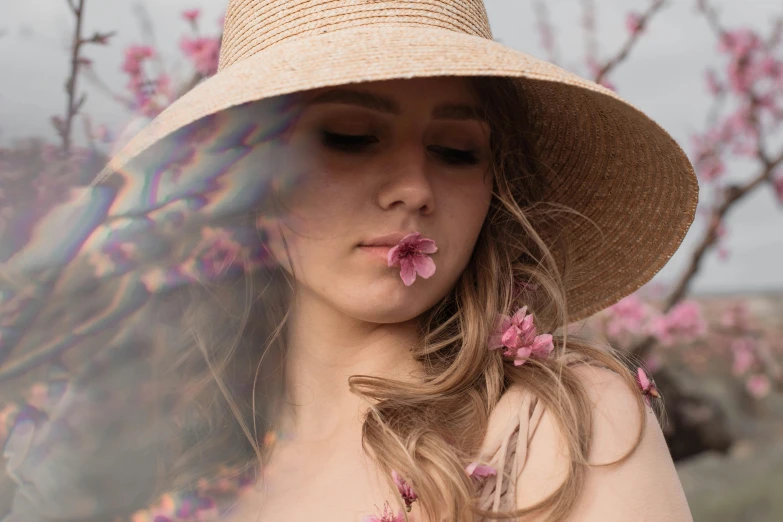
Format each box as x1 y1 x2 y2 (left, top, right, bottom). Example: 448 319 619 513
304 88 489 124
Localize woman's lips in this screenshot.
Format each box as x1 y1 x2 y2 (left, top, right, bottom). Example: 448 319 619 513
358 245 393 260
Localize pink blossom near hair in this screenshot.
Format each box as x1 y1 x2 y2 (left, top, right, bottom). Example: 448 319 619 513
635 367 661 406
362 502 405 522
386 232 438 286
465 462 497 481
489 306 554 366
391 470 418 511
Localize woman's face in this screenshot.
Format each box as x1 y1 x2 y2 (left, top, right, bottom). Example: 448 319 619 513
264 77 493 323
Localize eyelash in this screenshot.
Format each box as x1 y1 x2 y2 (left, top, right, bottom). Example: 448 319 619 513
320 131 481 166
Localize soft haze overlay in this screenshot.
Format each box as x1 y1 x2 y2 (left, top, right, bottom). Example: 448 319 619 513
0 0 781 294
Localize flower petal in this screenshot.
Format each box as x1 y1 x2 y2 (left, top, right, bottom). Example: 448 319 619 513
415 238 438 254
501 324 521 349
466 462 497 479
530 334 554 358
511 306 529 325
636 367 651 392
399 258 417 286
387 244 403 267
411 255 436 279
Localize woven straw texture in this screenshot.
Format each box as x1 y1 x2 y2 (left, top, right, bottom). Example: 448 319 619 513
97 0 699 322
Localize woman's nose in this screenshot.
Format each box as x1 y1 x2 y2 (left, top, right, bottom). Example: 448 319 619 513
376 147 435 215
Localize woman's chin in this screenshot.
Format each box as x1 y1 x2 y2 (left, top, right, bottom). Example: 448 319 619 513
341 278 440 323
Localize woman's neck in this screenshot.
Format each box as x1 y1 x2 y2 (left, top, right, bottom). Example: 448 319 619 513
278 288 425 443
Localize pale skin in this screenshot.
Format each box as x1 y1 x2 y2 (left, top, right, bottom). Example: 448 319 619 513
224 77 693 522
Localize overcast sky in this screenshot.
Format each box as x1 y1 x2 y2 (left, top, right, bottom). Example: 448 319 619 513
0 0 781 295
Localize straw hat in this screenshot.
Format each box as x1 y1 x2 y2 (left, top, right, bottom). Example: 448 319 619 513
91 0 699 323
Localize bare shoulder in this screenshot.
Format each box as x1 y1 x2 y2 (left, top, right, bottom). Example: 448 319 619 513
502 365 694 522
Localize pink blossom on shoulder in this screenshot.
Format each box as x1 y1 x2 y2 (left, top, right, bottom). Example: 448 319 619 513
635 367 661 406
386 232 438 286
363 502 405 522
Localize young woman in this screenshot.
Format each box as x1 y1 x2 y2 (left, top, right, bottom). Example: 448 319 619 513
0 1 697 521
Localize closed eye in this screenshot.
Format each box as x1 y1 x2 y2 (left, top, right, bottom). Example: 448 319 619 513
320 131 481 166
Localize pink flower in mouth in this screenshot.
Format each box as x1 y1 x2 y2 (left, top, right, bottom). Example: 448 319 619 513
391 470 417 511
386 232 438 286
489 306 554 366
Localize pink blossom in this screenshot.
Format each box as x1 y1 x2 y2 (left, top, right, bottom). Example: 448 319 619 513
386 232 438 286
648 300 707 346
603 294 651 338
362 502 404 522
626 13 644 35
697 156 726 182
705 69 723 95
122 45 155 75
721 301 751 330
180 36 221 76
635 367 660 407
391 470 417 511
731 338 756 376
183 9 201 22
465 462 497 480
489 306 554 366
774 174 783 204
746 374 771 399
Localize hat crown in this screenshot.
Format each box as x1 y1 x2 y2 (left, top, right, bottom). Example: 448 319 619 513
218 0 494 71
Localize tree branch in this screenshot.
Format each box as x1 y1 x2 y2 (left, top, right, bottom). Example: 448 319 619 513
594 0 669 85
61 0 87 154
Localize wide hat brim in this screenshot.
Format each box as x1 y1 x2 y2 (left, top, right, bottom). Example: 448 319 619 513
97 25 699 323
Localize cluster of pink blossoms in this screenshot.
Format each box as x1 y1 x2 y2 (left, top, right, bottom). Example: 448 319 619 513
691 25 783 189
489 306 554 366
648 301 708 347
720 302 773 399
121 45 173 118
178 9 222 76
602 296 707 348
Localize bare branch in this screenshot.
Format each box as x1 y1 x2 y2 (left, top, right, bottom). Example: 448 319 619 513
66 0 78 16
594 0 669 85
61 0 87 154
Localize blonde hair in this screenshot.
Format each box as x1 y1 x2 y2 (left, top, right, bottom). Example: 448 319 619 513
157 76 654 521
